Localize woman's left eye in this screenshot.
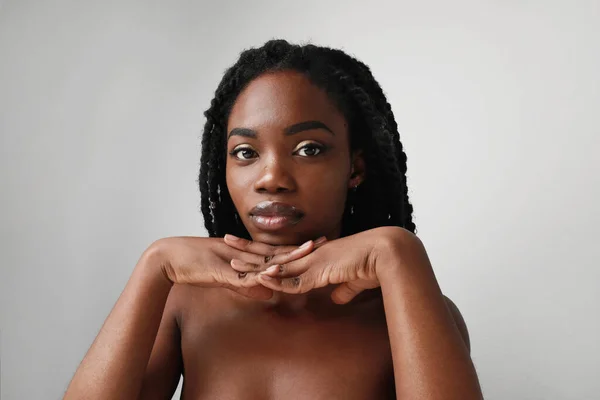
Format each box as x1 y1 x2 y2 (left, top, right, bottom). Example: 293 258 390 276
294 143 324 157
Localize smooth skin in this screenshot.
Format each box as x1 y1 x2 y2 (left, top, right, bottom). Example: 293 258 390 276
64 71 482 399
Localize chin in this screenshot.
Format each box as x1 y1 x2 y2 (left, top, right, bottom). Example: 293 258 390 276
249 232 304 246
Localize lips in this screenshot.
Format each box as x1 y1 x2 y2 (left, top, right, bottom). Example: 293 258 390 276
249 201 304 231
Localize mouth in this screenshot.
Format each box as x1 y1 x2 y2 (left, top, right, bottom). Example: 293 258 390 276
249 201 304 231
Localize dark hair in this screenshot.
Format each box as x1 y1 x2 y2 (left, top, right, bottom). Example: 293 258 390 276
198 39 416 239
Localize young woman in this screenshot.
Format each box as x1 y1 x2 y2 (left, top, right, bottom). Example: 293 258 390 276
64 40 483 399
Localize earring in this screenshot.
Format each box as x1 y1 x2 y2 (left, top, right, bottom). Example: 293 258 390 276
349 184 359 215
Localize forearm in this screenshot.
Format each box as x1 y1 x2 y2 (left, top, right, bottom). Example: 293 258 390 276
64 246 173 400
377 239 483 400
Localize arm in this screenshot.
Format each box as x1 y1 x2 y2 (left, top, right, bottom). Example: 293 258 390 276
444 295 471 353
137 285 184 399
375 229 482 399
64 234 284 399
64 245 174 400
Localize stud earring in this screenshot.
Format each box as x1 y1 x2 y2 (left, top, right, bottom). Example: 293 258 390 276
349 183 359 215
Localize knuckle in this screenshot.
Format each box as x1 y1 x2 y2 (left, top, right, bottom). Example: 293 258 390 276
299 274 314 293
291 276 301 287
212 268 229 286
270 254 286 265
247 254 264 267
296 256 309 268
316 268 329 285
240 274 258 287
284 276 302 293
263 254 274 264
237 259 258 271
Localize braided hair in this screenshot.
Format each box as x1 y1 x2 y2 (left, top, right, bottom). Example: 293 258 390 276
198 39 416 239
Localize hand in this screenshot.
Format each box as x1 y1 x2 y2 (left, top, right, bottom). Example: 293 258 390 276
223 233 328 271
225 227 407 304
150 236 324 300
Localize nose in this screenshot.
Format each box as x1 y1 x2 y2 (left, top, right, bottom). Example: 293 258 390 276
254 156 296 194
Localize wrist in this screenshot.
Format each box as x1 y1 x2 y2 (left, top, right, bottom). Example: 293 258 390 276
137 240 175 288
371 226 423 281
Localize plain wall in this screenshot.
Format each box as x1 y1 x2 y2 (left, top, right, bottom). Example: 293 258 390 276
1 1 599 399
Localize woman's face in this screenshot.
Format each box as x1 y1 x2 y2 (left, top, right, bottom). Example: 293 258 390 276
226 70 363 245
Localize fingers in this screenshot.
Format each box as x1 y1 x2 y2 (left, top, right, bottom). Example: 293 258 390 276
330 282 364 304
221 235 277 271
256 255 313 279
228 238 322 273
256 272 314 295
254 275 363 303
262 240 316 268
230 253 312 278
254 255 322 294
312 236 328 248
215 267 274 299
224 234 290 256
231 256 315 295
229 259 263 273
214 264 265 288
265 236 330 266
224 234 327 262
222 235 330 298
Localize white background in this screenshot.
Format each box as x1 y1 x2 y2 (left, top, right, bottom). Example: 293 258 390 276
1 1 599 399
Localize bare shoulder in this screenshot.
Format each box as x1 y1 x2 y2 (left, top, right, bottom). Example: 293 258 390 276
443 295 471 353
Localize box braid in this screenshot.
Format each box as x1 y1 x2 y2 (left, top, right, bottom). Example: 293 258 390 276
198 39 416 239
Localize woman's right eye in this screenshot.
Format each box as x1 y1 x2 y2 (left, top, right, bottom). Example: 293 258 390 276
230 147 257 160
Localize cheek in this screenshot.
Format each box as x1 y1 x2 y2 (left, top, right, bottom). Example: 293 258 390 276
225 166 251 208
300 167 349 218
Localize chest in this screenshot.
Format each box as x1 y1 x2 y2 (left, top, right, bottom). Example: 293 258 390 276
179 303 395 399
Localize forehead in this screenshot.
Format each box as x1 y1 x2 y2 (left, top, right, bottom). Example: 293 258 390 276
227 70 348 133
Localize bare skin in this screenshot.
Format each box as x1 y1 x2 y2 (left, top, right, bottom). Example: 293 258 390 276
64 71 481 399
173 274 395 399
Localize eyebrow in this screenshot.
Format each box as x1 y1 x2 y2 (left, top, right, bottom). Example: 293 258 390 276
227 120 334 140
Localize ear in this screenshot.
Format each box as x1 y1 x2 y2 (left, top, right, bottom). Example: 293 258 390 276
348 150 366 189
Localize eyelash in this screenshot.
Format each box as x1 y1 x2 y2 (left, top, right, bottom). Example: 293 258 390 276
229 143 327 161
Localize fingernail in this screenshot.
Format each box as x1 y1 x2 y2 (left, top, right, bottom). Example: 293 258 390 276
224 234 239 241
299 240 312 250
314 236 327 245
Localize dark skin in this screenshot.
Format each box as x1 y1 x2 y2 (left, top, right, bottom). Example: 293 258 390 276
170 71 472 398
226 70 362 247
176 71 393 398
64 70 479 400
224 70 365 309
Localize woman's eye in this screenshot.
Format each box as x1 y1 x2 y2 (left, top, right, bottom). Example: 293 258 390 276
295 144 323 157
230 147 257 160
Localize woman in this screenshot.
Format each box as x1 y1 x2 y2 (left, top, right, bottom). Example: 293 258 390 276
64 40 483 399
